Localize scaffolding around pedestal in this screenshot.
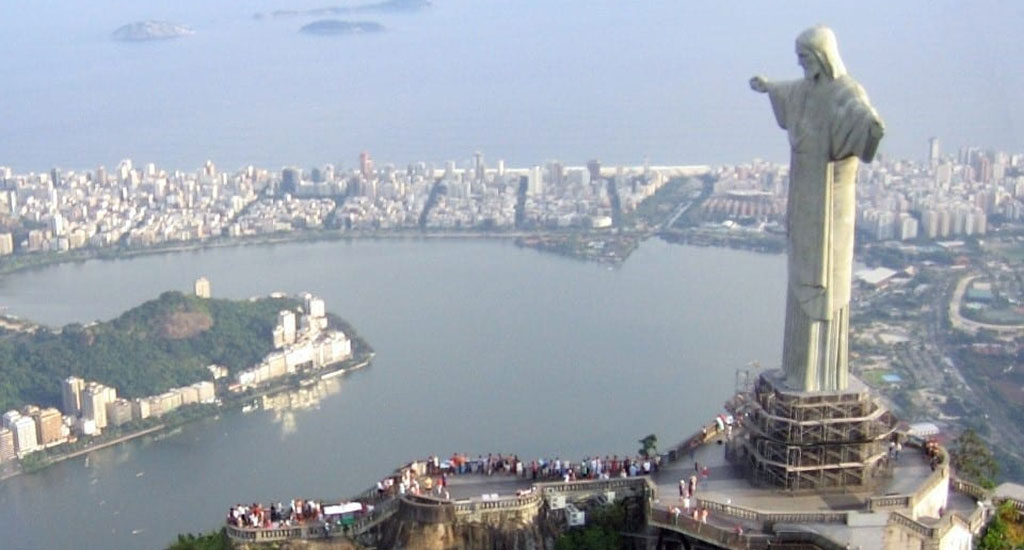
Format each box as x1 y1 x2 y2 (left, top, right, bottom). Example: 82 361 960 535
736 369 898 492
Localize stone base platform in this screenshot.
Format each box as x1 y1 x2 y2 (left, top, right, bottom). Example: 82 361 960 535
736 369 897 492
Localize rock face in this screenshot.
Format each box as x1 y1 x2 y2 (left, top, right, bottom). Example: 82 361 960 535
111 21 194 41
376 495 557 550
380 519 555 550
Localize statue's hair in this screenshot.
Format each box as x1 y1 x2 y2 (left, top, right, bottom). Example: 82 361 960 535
796 26 847 80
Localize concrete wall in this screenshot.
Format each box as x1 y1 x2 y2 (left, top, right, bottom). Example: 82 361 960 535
912 466 949 520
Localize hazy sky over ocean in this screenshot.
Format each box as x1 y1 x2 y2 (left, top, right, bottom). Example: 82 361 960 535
1 0 1021 172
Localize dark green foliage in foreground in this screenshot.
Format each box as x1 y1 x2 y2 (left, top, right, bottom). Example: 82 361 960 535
977 501 1024 550
167 529 231 550
0 291 299 412
554 502 626 550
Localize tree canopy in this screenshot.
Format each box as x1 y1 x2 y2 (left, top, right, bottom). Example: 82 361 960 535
0 291 300 412
950 428 999 488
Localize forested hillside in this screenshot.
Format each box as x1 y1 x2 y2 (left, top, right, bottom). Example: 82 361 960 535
0 291 299 412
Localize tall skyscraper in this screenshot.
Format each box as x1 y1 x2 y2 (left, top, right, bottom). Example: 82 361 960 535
281 167 302 194
82 383 116 429
359 151 373 180
278 310 297 345
11 415 38 456
62 376 85 417
928 137 940 169
546 161 564 187
474 151 485 182
587 159 602 182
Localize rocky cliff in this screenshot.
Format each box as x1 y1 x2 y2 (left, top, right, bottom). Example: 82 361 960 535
379 516 557 550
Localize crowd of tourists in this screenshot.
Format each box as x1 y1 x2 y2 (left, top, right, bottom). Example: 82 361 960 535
227 499 323 529
425 452 663 481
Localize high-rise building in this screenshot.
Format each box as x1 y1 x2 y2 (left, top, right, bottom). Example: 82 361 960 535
82 383 116 429
3 410 21 429
194 276 211 299
11 415 38 457
587 159 602 182
281 167 302 194
928 137 940 169
359 151 373 180
131 398 151 422
279 310 297 345
473 151 485 182
31 407 63 446
105 399 133 428
547 161 565 187
0 232 13 256
528 166 544 196
0 428 14 463
62 376 85 417
305 294 326 318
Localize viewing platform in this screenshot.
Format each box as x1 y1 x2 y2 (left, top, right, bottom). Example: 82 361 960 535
223 414 1006 549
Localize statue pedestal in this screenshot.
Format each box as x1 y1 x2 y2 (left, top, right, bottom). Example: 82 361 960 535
739 369 896 492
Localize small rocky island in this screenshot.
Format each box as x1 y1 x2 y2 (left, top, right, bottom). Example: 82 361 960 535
111 20 194 42
300 19 385 35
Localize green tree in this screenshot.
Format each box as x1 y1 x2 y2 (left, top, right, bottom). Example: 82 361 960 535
166 529 230 550
638 434 658 459
977 501 1024 550
951 428 999 488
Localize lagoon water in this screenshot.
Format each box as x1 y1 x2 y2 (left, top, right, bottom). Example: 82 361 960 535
0 238 783 549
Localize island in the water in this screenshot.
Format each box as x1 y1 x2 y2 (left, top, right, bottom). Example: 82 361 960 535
0 281 372 478
111 20 194 42
300 19 385 35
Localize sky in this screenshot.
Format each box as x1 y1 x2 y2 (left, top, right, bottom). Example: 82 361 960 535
0 1 1021 172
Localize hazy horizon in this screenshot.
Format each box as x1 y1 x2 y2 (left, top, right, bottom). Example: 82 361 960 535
1 0 1022 173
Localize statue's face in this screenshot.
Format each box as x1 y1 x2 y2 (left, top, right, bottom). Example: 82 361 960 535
796 46 822 80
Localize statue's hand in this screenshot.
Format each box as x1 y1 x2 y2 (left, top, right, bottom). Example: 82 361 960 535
749 76 770 94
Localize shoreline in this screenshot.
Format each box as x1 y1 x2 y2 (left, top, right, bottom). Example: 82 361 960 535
0 352 374 486
0 230 530 280
0 424 166 483
0 225 786 283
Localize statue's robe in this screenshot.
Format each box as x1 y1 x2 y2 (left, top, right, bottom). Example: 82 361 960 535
768 75 882 392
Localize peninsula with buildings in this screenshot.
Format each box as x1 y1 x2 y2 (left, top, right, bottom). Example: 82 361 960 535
0 278 371 479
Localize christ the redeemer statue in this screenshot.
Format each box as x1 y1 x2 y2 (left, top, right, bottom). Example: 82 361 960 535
750 26 884 392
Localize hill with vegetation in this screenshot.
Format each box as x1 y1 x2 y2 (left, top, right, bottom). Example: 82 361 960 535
0 291 343 412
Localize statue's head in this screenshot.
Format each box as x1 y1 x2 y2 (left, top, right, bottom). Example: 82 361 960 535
795 26 847 81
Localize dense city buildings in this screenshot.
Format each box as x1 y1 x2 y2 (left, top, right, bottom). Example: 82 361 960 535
0 152 770 263
0 153 711 258
700 143 1023 243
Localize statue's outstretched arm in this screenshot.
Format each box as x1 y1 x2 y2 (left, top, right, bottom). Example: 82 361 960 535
749 76 771 94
